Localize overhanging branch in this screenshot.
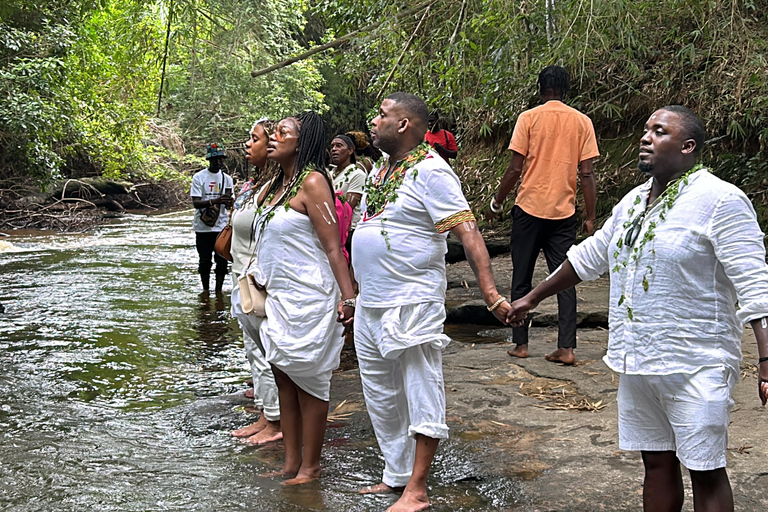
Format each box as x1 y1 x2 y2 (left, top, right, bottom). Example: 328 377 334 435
250 0 436 79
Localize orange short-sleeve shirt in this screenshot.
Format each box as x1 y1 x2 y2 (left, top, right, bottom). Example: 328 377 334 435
509 100 599 220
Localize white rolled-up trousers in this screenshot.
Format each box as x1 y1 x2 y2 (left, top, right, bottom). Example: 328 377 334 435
354 302 450 488
231 274 280 421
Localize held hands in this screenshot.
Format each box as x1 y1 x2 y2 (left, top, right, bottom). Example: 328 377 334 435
336 300 355 337
505 296 537 326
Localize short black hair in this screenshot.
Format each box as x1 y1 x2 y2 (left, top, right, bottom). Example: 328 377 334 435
385 92 429 126
659 105 706 154
537 66 570 98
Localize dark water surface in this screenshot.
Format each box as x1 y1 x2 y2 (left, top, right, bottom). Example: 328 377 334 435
0 211 522 511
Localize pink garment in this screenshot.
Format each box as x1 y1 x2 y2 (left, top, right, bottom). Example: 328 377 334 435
335 191 353 264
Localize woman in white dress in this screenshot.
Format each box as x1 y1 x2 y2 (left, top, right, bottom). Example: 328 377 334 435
249 111 355 485
229 118 282 445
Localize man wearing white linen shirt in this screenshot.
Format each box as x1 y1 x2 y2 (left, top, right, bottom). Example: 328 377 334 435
506 105 768 512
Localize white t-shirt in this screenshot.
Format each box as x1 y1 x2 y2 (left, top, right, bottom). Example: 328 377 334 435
352 149 473 308
333 163 366 230
190 168 233 232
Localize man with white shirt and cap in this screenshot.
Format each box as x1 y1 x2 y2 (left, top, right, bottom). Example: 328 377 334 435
352 92 511 512
506 105 768 512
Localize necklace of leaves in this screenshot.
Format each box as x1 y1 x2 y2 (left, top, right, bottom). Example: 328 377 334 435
255 167 312 225
363 142 430 250
614 163 704 319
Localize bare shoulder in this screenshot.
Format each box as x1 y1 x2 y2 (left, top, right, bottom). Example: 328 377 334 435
299 170 333 198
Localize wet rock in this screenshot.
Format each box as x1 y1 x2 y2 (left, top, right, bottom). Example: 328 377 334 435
176 393 253 436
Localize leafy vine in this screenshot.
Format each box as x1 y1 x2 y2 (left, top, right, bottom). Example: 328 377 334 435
613 164 704 319
363 142 430 250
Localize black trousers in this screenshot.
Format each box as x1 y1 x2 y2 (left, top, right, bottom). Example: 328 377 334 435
510 206 577 348
195 231 229 277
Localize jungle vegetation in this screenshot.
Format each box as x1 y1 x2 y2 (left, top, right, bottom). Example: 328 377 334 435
2 0 767 225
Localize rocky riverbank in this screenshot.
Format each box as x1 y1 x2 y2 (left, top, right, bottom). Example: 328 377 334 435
0 177 188 232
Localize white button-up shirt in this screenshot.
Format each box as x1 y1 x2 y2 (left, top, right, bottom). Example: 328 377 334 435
568 169 768 375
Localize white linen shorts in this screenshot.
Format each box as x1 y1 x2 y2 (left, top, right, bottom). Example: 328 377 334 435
617 365 736 471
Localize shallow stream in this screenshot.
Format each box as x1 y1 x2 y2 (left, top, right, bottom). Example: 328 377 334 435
0 211 522 511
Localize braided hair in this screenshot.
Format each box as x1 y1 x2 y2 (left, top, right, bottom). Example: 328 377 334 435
260 111 333 209
537 66 570 99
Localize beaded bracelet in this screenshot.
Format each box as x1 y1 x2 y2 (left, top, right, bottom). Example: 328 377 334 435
486 297 507 312
341 298 356 308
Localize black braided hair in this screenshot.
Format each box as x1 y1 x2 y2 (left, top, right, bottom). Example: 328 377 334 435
260 111 333 209
537 66 570 99
659 105 706 155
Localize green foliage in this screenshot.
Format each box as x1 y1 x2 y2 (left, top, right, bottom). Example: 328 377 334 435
161 0 327 149
315 0 768 228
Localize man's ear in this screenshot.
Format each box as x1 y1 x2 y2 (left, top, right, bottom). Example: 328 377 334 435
398 117 410 133
681 138 696 155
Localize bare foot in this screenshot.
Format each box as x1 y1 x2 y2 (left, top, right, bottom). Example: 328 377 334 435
244 388 254 399
231 414 268 437
243 421 282 445
544 347 576 365
281 467 321 486
507 344 529 358
358 482 404 495
386 488 430 512
259 469 297 478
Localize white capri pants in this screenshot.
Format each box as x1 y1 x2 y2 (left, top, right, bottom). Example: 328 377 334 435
231 274 280 421
355 302 450 488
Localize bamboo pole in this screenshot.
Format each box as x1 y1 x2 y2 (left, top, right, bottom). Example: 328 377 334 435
250 0 435 79
156 0 174 117
375 4 431 101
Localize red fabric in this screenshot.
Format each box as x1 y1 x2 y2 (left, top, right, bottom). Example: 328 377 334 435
335 191 353 264
424 129 457 151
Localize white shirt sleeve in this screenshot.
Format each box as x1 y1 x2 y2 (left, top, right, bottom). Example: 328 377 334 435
422 165 470 229
707 191 768 325
190 172 204 198
567 205 620 281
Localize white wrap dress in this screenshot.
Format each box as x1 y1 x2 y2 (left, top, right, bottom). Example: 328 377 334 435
248 206 343 401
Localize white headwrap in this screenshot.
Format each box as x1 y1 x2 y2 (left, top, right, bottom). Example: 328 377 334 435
250 116 269 134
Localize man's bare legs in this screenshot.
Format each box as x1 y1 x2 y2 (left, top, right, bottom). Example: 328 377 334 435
387 434 439 512
689 468 733 512
642 451 733 512
642 451 684 512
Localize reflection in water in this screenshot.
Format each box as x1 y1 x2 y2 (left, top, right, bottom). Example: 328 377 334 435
0 211 524 511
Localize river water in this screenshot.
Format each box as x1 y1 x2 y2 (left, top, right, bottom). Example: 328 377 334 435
0 211 522 511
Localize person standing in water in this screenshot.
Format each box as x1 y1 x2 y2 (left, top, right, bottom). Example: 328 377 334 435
248 112 356 485
229 118 282 445
190 143 234 294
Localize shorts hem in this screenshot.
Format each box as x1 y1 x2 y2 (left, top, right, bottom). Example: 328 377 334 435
678 456 727 472
619 442 676 453
408 423 449 440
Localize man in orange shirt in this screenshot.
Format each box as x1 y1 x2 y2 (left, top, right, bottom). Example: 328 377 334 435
486 66 598 365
